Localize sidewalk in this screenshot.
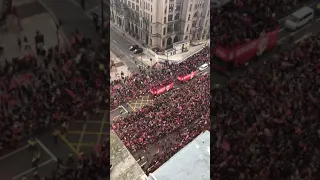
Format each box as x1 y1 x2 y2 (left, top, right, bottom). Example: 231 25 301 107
111 22 208 66
0 12 66 64
111 51 131 81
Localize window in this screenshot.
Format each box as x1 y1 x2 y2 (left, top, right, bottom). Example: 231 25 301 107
150 26 152 34
164 17 166 23
189 4 192 11
168 24 173 33
169 4 174 12
151 5 152 12
184 36 188 40
168 14 173 21
174 13 180 20
186 25 189 31
165 7 167 14
150 38 152 46
188 14 190 21
163 27 166 35
175 3 181 11
192 21 196 27
136 5 139 11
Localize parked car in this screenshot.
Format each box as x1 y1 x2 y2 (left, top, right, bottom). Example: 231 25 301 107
129 45 139 51
133 48 143 54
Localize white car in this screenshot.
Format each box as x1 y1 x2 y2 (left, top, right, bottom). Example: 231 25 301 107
199 63 209 71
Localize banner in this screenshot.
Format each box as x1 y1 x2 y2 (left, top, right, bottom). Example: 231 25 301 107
150 83 174 95
213 28 279 64
177 70 198 82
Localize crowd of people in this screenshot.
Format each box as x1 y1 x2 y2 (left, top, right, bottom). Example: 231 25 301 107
110 47 209 109
211 0 310 48
112 73 210 173
212 34 320 179
0 29 109 179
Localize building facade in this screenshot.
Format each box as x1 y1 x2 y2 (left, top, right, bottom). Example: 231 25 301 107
110 0 210 51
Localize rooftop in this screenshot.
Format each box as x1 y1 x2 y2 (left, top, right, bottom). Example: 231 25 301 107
110 131 147 180
148 131 210 180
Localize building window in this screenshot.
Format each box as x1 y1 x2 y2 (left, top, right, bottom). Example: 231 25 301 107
150 26 152 34
192 21 196 27
169 4 174 12
163 27 166 35
174 13 180 20
150 38 152 46
188 14 190 21
189 4 192 11
186 25 189 32
164 17 166 23
184 36 188 40
163 39 165 47
175 3 181 11
151 5 152 12
165 7 167 14
168 15 173 21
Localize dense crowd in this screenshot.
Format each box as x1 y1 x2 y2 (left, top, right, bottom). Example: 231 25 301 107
212 34 320 179
113 74 210 172
110 47 209 109
211 0 310 48
0 32 107 150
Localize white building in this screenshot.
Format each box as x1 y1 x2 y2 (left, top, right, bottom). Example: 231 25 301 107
110 0 210 51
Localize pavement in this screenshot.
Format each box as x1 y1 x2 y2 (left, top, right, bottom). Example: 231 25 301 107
0 0 66 64
211 1 320 87
110 51 131 81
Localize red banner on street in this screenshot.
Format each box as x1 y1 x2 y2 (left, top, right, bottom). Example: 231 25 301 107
177 70 198 82
150 83 174 95
213 28 279 64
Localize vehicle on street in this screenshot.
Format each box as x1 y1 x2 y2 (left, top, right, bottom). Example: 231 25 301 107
133 48 143 54
129 45 139 51
284 6 314 31
199 63 209 71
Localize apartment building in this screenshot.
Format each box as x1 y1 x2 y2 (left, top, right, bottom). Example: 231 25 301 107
110 0 210 50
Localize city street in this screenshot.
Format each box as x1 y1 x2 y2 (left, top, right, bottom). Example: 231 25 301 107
110 28 140 72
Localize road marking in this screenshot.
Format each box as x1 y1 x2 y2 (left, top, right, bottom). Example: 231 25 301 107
291 23 311 35
119 50 124 54
58 134 77 154
86 6 99 14
111 107 119 112
77 122 87 152
0 144 29 161
295 32 312 44
35 139 57 161
12 159 55 180
127 103 136 112
97 111 107 144
66 0 80 7
140 161 147 167
113 40 117 43
278 2 317 22
119 105 128 113
278 37 287 42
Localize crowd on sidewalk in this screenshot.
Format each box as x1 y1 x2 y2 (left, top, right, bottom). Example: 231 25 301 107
0 29 109 178
112 74 210 173
212 34 320 179
211 0 310 48
110 47 209 109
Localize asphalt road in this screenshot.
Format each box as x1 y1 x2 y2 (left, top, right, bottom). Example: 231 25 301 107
110 28 141 72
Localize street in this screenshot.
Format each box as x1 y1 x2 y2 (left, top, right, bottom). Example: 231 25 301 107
110 28 140 72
